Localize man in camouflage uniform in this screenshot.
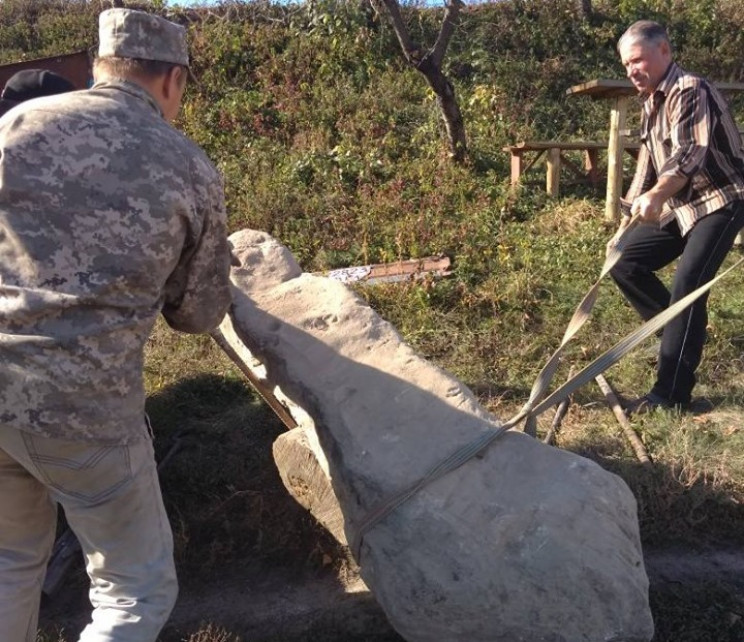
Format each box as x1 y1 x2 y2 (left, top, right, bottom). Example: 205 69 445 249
0 9 232 641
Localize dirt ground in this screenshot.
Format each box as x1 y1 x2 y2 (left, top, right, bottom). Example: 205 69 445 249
38 538 744 641
39 558 401 641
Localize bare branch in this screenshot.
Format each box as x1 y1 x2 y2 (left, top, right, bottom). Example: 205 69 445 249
372 0 468 162
430 0 463 68
373 0 418 63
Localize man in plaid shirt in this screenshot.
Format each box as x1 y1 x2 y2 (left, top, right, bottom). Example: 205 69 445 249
608 20 744 414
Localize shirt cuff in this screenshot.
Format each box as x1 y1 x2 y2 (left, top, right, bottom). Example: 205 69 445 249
619 198 633 217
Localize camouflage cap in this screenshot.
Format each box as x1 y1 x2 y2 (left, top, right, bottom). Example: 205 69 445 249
98 8 189 67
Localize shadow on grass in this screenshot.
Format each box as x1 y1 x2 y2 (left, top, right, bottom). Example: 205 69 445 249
143 374 346 569
574 439 744 547
569 438 744 642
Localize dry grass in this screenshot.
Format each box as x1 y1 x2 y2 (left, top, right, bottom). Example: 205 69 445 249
184 624 242 642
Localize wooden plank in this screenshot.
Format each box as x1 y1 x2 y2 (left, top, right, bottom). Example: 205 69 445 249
504 140 607 152
323 256 452 285
0 50 90 90
566 79 635 99
503 140 639 153
210 329 298 431
567 78 744 100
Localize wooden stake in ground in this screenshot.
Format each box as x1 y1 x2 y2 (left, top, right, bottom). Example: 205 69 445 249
210 328 297 431
595 374 652 466
543 396 571 446
543 366 575 445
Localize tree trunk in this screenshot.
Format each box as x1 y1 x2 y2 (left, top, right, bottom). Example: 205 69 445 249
416 56 467 162
576 0 592 20
374 0 468 163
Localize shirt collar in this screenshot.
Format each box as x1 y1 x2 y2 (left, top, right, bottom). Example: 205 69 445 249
90 78 164 118
651 62 681 100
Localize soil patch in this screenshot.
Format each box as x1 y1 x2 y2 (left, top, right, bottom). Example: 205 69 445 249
39 545 744 641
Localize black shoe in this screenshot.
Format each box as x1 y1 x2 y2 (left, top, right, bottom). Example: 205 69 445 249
624 392 685 416
687 397 714 415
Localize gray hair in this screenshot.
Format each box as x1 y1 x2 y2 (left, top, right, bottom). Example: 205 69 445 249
618 20 670 53
93 56 186 83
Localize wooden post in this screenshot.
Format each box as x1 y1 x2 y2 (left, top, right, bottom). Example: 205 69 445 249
510 150 523 186
737 131 744 246
605 96 628 222
546 147 560 198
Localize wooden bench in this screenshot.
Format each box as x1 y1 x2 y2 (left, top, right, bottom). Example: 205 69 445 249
503 140 641 197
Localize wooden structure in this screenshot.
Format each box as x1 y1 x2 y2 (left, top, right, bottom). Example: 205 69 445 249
323 255 452 285
503 140 640 198
0 50 91 91
567 78 744 222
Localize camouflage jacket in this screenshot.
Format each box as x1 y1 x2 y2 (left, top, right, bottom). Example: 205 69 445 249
0 79 232 443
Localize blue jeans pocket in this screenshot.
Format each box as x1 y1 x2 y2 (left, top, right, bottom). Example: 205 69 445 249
21 433 133 504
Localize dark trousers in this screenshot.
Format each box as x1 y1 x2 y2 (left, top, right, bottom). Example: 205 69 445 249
610 201 744 404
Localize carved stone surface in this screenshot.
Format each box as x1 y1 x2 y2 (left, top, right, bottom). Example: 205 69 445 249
219 229 654 642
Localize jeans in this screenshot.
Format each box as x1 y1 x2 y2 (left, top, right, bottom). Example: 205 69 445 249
0 422 177 642
610 200 744 404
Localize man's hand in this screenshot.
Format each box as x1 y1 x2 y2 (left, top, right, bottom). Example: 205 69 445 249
630 174 687 224
630 190 665 223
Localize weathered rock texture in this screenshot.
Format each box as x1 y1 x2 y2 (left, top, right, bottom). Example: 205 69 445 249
218 229 655 642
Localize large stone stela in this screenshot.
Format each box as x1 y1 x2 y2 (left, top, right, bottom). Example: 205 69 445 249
218 228 655 642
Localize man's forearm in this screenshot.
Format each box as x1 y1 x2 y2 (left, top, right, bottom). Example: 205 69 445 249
647 173 688 203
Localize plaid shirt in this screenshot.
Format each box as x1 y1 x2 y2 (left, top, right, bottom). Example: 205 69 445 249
622 62 744 235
